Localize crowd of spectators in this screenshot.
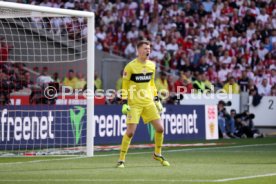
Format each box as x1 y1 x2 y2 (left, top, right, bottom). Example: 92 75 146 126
15 0 276 97
105 0 276 98
0 0 274 104
1 0 274 138
0 35 89 104
0 37 31 105
15 0 91 42
29 67 90 104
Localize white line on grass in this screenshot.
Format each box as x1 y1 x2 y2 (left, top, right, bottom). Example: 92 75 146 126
1 143 276 166
1 173 276 183
214 173 276 182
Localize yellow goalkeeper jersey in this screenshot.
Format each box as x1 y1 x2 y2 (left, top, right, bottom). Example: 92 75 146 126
122 58 158 106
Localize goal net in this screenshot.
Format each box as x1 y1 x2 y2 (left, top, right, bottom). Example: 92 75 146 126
0 2 94 157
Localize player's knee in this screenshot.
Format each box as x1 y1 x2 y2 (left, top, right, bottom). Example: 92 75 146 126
156 127 164 134
126 132 135 138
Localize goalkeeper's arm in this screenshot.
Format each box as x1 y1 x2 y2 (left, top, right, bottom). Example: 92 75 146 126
121 72 130 114
150 72 163 113
154 96 163 113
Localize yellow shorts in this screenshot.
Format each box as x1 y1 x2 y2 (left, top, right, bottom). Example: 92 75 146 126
126 102 160 124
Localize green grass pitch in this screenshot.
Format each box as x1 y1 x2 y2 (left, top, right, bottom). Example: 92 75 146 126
0 138 276 184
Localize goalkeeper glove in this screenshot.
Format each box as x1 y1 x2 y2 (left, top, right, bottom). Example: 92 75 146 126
121 100 130 115
154 96 163 113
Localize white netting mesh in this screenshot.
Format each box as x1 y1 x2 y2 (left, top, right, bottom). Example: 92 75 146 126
0 3 93 156
0 7 63 18
0 107 87 156
0 16 87 63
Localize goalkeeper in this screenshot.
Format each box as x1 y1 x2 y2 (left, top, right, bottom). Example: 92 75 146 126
117 40 170 168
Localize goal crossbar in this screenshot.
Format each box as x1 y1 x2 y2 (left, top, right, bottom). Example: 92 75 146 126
0 1 94 18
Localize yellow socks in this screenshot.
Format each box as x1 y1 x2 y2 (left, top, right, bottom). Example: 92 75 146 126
154 132 164 155
119 132 163 161
119 134 132 161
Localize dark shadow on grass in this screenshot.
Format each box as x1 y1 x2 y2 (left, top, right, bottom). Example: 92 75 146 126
116 165 162 169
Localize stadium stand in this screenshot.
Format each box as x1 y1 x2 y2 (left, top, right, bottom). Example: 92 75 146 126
0 0 275 141
1 0 276 100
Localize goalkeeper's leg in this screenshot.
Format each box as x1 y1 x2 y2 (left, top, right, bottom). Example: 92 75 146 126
117 124 137 168
151 119 170 166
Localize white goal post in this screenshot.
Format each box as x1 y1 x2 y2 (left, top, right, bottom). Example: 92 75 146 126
0 2 95 157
